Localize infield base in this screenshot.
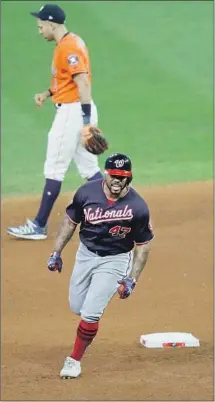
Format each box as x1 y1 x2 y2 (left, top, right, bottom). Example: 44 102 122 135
140 332 200 348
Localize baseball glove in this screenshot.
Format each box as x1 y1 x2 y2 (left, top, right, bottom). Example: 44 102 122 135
81 125 108 155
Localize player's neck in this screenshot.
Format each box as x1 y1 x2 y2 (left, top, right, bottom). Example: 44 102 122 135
54 26 69 43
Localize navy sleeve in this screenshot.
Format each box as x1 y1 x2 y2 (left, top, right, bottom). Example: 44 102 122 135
66 189 84 224
134 207 154 244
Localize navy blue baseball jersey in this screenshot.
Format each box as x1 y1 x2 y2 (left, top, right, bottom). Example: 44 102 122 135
66 179 154 256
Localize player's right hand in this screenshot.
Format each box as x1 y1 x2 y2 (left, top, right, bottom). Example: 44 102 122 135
34 92 48 107
117 277 136 299
47 252 63 273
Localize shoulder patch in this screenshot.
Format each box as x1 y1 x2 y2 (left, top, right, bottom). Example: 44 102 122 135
67 54 79 66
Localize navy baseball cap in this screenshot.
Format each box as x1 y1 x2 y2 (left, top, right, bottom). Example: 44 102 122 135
30 4 66 24
105 153 132 177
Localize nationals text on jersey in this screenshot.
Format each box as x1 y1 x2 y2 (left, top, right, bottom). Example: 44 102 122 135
83 205 133 224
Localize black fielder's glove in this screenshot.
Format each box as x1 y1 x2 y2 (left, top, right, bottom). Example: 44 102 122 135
117 277 136 299
47 252 63 273
81 125 108 155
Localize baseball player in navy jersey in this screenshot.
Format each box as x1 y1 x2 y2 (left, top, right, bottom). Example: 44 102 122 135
47 153 154 378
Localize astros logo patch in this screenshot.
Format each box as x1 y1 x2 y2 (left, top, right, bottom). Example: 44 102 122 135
67 54 79 66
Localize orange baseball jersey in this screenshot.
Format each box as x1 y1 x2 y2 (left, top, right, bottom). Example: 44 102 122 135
51 32 91 104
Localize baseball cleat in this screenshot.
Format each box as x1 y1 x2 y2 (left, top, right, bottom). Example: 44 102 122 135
7 219 47 240
60 357 81 379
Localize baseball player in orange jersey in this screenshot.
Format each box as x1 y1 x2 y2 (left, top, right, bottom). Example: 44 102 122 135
7 3 103 240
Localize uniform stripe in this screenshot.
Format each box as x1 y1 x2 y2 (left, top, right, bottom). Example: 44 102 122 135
78 326 98 333
66 212 78 225
78 328 97 336
124 251 132 277
135 237 154 245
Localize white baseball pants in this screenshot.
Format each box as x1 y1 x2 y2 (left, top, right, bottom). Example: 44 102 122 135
44 101 100 181
69 242 133 323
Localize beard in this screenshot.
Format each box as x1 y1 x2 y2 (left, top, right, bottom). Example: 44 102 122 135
106 179 127 197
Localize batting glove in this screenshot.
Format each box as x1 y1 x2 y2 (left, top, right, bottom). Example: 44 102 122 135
47 252 63 273
117 277 136 299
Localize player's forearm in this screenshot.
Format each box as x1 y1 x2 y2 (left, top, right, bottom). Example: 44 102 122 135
73 73 91 104
129 243 151 281
53 214 77 254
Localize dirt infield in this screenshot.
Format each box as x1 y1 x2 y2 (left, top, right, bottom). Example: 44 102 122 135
1 181 213 401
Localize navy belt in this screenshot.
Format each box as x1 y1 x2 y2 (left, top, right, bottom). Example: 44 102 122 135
86 247 109 257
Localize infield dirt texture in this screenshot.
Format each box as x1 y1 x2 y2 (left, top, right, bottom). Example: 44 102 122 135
1 1 213 401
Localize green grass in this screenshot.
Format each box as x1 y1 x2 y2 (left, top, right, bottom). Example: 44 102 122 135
2 0 213 195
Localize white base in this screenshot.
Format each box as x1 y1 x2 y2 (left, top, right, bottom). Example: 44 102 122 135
140 332 200 348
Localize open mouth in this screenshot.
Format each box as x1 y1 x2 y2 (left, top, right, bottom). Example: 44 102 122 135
111 183 121 191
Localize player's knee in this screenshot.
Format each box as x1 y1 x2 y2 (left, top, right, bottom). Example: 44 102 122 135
44 171 65 181
87 171 103 181
81 314 100 323
75 153 99 180
77 166 100 180
80 308 102 323
44 163 67 181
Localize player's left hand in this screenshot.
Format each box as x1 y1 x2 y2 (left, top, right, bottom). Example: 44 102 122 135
117 277 136 299
81 125 108 155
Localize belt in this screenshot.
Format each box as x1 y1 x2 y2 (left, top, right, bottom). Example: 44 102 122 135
86 246 109 257
55 101 81 108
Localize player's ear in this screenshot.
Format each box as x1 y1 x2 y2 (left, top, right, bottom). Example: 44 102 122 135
49 21 56 30
104 171 108 181
127 176 132 185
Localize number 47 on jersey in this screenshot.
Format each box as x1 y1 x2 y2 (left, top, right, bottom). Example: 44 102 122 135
109 225 131 238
